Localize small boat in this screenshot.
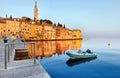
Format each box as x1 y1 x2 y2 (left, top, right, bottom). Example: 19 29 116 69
66 49 97 59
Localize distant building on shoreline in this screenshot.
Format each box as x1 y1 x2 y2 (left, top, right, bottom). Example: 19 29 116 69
0 2 82 41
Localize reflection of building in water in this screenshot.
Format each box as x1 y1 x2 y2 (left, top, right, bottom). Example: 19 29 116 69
26 41 56 58
26 40 82 57
72 40 82 50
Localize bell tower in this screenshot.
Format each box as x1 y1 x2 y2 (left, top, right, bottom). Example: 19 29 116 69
34 1 38 21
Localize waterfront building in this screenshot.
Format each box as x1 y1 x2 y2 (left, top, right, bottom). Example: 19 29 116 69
56 27 60 39
6 19 20 37
52 26 56 40
0 2 82 41
0 20 6 37
20 22 31 40
72 29 82 39
60 27 66 39
29 24 37 40
67 29 73 39
35 25 43 40
42 25 56 40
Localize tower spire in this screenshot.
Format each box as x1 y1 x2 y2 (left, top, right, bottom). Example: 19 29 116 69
35 1 37 5
34 1 38 21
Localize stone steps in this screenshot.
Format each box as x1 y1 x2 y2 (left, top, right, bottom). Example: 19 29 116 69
14 48 30 60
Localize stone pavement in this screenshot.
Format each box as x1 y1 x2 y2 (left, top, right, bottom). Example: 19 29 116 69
0 39 51 78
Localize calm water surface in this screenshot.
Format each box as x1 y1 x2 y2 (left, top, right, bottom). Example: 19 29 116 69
34 39 120 78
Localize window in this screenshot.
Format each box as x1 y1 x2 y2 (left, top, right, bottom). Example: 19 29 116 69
73 35 77 37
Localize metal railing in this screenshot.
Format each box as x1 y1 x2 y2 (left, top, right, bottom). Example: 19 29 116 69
4 42 36 69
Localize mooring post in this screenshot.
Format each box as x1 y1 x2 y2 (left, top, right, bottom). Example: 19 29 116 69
8 45 10 62
34 43 36 64
4 45 7 69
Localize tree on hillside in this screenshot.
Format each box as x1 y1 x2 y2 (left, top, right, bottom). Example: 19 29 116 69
58 22 62 27
39 19 43 24
26 17 31 21
39 19 53 25
64 24 65 28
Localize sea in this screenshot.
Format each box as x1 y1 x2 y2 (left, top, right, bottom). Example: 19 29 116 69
37 38 120 78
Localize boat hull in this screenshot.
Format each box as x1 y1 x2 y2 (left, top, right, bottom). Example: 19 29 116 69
66 52 97 59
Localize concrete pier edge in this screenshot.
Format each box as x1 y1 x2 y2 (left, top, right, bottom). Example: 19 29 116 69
0 40 51 78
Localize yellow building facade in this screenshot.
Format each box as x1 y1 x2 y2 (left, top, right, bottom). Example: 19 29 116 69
6 20 20 37
0 21 6 37
72 29 82 39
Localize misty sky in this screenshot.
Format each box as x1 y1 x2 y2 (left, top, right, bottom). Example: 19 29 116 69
0 0 120 39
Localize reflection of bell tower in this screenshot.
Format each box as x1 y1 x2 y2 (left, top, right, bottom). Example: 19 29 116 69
34 1 38 21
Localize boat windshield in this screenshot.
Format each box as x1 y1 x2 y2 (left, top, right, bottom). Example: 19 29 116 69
77 49 81 53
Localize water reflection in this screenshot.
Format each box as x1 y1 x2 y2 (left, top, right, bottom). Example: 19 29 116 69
26 40 82 58
66 57 97 67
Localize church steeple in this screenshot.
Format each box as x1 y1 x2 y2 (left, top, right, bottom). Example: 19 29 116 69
34 1 38 21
